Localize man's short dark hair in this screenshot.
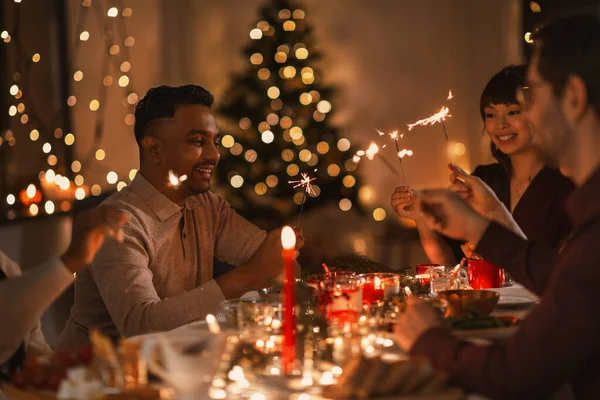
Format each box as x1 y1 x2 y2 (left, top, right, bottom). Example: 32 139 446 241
532 10 600 116
134 85 215 144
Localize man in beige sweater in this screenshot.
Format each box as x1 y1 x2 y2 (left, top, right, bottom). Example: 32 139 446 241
59 85 304 347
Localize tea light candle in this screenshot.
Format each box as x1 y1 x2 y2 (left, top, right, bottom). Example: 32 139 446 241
361 273 400 306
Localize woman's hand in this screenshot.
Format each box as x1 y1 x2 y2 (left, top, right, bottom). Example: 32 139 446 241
391 186 420 220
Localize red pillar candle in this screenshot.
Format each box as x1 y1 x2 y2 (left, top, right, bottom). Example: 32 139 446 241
281 226 297 375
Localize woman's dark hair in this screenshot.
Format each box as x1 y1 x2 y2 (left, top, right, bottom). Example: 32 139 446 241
479 65 527 174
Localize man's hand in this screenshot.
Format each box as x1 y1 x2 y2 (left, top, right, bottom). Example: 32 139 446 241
448 163 503 216
414 189 490 244
394 297 445 351
61 206 129 273
216 226 305 298
248 226 304 279
391 186 421 220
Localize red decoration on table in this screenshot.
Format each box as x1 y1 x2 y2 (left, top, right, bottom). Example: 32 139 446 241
321 262 332 277
415 263 440 286
362 276 384 306
467 259 505 289
281 226 297 374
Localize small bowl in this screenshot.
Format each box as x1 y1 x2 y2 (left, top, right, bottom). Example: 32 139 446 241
437 290 500 318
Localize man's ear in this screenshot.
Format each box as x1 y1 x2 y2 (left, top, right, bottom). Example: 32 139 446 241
562 75 588 123
141 136 162 163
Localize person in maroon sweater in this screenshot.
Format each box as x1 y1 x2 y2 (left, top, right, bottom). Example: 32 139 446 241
394 12 600 400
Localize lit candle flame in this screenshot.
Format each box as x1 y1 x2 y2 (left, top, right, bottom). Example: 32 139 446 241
407 106 451 131
167 170 188 188
289 172 316 195
281 225 296 250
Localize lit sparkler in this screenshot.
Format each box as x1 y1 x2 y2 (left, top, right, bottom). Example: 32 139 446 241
353 140 399 176
407 90 455 142
167 170 188 188
289 172 316 195
289 171 317 226
407 106 451 133
377 129 412 185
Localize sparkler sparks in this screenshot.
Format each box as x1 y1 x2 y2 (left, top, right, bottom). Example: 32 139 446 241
406 106 451 131
364 141 379 160
167 170 188 188
447 90 454 100
289 171 317 226
398 149 413 158
289 172 316 195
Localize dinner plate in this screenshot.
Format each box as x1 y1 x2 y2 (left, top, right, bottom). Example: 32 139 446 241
452 324 519 342
496 294 537 309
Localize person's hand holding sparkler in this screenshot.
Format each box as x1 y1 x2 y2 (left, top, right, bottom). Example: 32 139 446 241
391 186 420 219
215 226 305 296
413 189 489 244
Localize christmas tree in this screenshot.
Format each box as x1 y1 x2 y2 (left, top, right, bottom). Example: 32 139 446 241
216 0 361 228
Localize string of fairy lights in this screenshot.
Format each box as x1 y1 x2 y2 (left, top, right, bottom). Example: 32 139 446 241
2 0 137 220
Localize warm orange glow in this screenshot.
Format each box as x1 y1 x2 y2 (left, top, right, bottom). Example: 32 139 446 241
365 141 379 160
281 226 296 250
447 90 454 100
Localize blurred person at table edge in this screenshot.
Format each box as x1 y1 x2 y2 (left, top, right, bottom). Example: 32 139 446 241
0 206 127 379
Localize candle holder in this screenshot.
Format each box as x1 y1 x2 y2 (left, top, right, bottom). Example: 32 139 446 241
429 266 471 293
316 274 363 325
359 273 400 307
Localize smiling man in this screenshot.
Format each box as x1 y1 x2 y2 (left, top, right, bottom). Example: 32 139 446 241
58 85 304 346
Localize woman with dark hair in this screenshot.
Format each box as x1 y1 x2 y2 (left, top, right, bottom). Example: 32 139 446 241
391 65 574 265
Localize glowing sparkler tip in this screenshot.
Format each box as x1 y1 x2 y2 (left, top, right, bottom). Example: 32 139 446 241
406 106 451 131
167 170 187 188
389 130 399 140
289 172 317 195
365 141 379 160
